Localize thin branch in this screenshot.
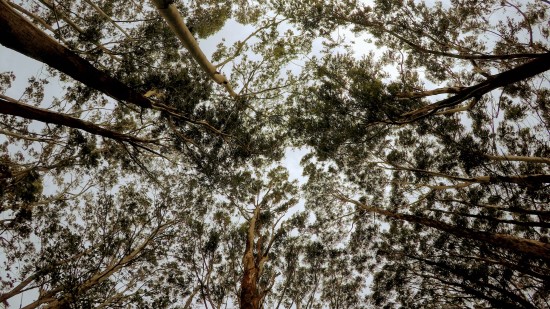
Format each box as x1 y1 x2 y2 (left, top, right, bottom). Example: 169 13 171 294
82 0 133 40
36 0 121 61
336 14 546 60
215 18 287 68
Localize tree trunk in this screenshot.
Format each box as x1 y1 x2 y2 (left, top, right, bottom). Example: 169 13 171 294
0 94 155 146
240 249 261 309
399 52 550 122
240 206 262 309
0 0 151 109
338 195 550 260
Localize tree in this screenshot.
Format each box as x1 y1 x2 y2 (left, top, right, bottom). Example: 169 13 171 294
282 0 550 307
2 0 550 308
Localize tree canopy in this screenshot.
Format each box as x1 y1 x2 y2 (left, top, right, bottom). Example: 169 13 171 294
1 0 549 308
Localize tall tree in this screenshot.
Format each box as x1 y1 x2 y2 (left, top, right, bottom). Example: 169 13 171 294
281 0 550 307
2 0 549 308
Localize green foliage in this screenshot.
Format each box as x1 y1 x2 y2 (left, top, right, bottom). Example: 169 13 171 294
1 0 550 308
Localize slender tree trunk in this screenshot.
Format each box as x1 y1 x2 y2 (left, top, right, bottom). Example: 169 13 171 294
0 0 151 108
337 195 550 260
0 95 155 145
398 52 550 122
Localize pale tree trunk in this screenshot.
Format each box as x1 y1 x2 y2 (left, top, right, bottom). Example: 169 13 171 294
150 0 238 98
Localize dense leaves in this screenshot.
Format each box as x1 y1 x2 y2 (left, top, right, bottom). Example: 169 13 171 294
1 0 549 308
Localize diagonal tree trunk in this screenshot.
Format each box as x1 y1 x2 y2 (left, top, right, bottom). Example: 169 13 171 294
0 0 152 109
0 94 156 146
150 0 238 98
336 194 550 260
397 52 550 122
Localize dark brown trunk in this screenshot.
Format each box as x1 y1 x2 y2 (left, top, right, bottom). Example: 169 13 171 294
0 1 151 109
491 174 550 186
0 95 154 145
374 207 550 260
399 52 550 122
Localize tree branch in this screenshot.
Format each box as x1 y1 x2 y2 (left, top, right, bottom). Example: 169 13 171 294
0 94 157 146
150 0 237 98
396 52 550 122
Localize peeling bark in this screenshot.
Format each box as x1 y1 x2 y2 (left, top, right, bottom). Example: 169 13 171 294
240 206 262 309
